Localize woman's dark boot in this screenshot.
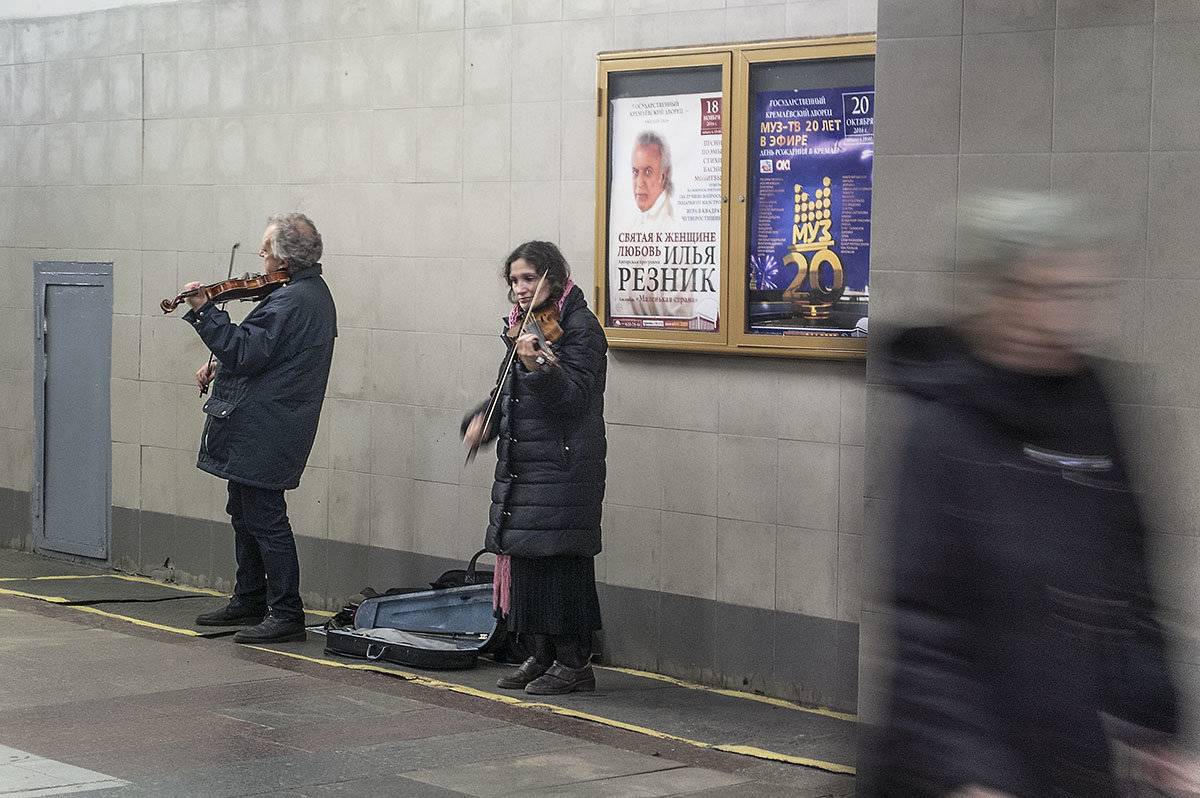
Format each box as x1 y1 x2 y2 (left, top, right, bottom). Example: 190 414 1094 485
525 634 595 695
524 660 595 695
496 634 553 690
496 656 550 689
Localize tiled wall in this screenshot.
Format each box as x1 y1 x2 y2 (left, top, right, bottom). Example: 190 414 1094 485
866 0 1200 726
0 0 876 709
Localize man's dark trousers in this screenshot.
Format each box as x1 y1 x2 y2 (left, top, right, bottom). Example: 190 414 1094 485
227 481 304 624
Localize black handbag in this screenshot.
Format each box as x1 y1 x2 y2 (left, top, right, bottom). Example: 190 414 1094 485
430 548 494 590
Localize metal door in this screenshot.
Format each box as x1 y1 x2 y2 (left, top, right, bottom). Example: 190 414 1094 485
33 262 113 560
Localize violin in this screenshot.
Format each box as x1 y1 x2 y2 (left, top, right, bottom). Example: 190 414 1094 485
507 305 563 365
160 269 290 313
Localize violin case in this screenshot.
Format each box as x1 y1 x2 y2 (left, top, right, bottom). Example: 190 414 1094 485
324 583 500 670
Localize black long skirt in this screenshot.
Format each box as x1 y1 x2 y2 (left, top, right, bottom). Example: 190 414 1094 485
506 555 602 636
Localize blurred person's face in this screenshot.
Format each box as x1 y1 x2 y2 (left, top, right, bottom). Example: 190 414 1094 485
970 249 1109 375
632 144 667 212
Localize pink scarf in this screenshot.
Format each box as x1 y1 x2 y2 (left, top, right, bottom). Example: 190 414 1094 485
493 555 511 616
507 278 575 327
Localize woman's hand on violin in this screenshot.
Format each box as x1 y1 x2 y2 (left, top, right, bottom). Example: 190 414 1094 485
183 281 207 310
515 333 546 371
463 413 490 450
195 361 216 391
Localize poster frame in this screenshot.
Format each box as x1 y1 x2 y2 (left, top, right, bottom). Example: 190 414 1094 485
594 34 876 360
594 51 733 352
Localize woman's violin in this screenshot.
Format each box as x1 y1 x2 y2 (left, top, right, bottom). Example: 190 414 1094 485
507 305 562 365
161 269 289 313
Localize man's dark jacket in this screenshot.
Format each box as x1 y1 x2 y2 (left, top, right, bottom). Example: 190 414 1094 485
185 264 337 491
860 326 1178 798
464 285 607 558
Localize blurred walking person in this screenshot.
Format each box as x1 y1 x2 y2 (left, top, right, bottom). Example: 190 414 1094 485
860 192 1199 797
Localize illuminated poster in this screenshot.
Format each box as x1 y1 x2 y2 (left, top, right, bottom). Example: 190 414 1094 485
748 85 873 337
607 92 723 331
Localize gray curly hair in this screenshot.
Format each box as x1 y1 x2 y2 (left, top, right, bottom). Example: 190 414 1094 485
266 213 323 269
958 191 1104 282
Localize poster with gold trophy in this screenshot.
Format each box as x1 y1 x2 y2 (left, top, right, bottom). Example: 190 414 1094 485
748 85 873 337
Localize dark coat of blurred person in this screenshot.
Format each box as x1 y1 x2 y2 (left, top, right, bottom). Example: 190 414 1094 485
859 193 1196 798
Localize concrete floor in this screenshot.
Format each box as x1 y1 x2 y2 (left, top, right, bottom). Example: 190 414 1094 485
0 549 856 797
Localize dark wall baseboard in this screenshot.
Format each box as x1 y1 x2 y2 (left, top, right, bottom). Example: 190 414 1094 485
0 489 858 712
0 488 32 552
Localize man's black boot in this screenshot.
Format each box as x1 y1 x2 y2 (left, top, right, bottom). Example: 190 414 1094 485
233 613 306 644
195 602 267 627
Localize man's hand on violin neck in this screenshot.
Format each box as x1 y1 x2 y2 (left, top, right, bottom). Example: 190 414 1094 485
184 281 207 310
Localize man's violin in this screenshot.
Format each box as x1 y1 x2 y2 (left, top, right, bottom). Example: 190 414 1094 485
160 269 290 314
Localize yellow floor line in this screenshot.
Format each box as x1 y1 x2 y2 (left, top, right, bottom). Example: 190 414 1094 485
109 574 230 596
0 572 227 594
0 574 114 581
246 646 855 776
713 745 856 775
597 665 858 722
0 580 855 776
68 604 205 636
0 587 70 602
0 575 334 616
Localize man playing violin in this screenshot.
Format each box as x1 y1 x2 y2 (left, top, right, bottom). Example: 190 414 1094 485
462 241 608 695
179 212 337 644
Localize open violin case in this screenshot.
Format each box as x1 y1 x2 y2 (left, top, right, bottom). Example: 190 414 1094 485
324 582 501 670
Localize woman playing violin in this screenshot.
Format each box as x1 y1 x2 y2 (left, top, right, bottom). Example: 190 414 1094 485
462 240 608 695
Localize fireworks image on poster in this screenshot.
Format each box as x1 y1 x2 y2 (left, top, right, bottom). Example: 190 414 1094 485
748 86 873 338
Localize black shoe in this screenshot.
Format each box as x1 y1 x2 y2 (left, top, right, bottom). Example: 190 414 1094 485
496 657 550 690
195 602 267 627
233 614 306 644
524 661 596 695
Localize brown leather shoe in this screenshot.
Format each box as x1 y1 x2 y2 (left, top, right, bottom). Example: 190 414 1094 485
524 661 596 695
496 657 550 690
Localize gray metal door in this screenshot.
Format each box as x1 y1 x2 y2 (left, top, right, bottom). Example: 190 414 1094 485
33 262 113 560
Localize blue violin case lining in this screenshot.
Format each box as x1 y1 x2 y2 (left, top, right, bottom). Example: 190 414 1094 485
323 583 500 670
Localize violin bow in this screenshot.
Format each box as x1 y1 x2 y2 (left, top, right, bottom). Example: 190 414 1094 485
199 242 239 397
465 270 548 465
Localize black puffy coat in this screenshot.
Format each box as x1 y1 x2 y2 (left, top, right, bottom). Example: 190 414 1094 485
185 264 337 491
861 327 1178 798
465 286 607 558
